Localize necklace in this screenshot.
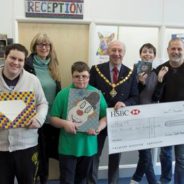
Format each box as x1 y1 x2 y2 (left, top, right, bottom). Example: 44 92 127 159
95 65 133 97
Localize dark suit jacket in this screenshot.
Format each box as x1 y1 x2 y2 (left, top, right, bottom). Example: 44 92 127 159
89 62 139 107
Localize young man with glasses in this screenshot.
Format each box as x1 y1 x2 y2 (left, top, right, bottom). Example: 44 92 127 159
50 61 107 184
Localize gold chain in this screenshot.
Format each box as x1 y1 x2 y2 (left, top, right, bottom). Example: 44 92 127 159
95 65 133 97
95 65 132 88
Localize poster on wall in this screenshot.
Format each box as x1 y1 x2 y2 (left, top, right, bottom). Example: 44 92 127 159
172 33 184 41
0 34 7 59
25 0 84 19
94 25 118 65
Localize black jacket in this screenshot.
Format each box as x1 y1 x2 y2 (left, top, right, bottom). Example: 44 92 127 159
89 62 139 107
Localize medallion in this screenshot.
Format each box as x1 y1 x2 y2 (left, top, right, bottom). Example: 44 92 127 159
95 65 132 98
110 88 117 97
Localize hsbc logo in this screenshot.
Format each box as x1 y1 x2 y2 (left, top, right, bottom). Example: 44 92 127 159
110 108 141 118
130 109 140 115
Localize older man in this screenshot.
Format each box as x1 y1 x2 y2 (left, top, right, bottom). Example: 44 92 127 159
153 37 184 184
89 40 139 184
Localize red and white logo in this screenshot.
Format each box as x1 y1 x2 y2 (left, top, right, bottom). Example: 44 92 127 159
130 109 140 115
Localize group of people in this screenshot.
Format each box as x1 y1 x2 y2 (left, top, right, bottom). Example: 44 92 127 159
0 32 184 184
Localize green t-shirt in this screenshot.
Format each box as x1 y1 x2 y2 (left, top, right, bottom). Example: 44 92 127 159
51 84 107 157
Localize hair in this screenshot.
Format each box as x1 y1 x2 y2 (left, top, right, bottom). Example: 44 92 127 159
71 61 90 74
168 37 184 48
5 43 28 60
30 33 61 82
107 40 126 52
139 43 156 56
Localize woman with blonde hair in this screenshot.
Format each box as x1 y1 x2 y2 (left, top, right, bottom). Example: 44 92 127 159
25 33 61 184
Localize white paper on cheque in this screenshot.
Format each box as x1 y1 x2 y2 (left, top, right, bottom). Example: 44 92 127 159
107 101 184 154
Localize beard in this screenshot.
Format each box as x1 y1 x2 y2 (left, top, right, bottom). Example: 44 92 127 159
170 53 183 63
169 54 184 67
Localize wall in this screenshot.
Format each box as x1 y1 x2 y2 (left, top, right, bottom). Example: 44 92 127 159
18 22 89 87
1 0 184 38
0 1 14 37
2 0 184 67
85 0 163 24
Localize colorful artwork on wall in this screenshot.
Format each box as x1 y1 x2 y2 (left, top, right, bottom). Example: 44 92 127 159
94 25 118 64
0 34 7 59
172 33 184 41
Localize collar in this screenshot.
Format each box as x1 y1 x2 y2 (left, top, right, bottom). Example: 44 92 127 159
33 55 50 66
109 62 121 72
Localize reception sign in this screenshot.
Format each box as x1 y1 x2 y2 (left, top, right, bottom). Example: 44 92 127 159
25 0 84 19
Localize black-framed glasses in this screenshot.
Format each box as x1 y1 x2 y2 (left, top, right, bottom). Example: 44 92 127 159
36 43 50 49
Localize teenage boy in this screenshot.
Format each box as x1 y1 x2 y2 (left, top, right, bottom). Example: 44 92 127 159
50 61 107 184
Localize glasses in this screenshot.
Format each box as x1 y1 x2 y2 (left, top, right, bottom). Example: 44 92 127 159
73 75 89 80
80 101 93 113
36 43 50 49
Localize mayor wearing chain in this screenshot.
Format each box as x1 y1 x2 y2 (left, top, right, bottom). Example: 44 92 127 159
88 40 139 184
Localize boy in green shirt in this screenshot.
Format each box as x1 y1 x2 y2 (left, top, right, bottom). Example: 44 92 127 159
50 61 107 184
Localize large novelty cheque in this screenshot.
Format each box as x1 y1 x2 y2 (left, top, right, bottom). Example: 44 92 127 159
67 88 100 132
107 101 184 154
0 91 36 129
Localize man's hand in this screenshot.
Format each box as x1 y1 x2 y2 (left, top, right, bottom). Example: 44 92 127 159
26 118 41 129
64 120 78 134
138 72 148 85
87 128 97 135
158 66 169 83
114 101 126 110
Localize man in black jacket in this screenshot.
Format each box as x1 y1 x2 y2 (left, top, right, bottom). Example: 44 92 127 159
89 40 139 184
153 37 184 184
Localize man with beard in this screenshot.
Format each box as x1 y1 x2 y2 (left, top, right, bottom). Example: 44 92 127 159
153 38 184 184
